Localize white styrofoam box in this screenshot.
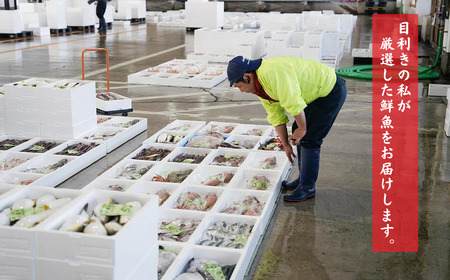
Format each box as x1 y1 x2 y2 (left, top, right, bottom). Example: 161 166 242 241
352 48 372 58
222 134 260 150
15 155 76 187
17 138 65 154
203 149 250 168
304 32 323 47
215 189 274 229
231 124 272 137
259 13 297 35
126 181 180 207
198 121 239 137
128 0 146 19
144 130 191 147
271 30 290 40
184 165 239 188
0 186 81 258
66 6 96 27
0 10 25 34
99 159 154 182
40 116 97 140
36 243 158 280
0 172 44 187
321 32 339 57
0 255 34 280
162 119 206 134
286 31 304 46
301 46 322 61
35 190 158 278
428 83 450 97
3 78 57 98
18 2 37 13
164 246 242 280
82 178 136 193
0 151 38 173
125 144 176 163
78 126 127 153
185 2 224 29
114 6 131 20
158 208 206 244
165 147 212 165
165 185 224 213
192 213 262 254
46 0 67 29
97 116 146 137
0 135 34 152
20 11 40 30
27 26 50 36
96 92 132 111
231 168 283 193
142 162 197 184
4 112 40 138
243 151 289 174
157 242 185 280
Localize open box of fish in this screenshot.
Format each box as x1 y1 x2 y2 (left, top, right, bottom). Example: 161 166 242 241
158 208 206 243
198 121 239 137
221 134 261 150
243 151 290 175
0 136 32 152
97 116 112 125
182 132 226 149
82 178 136 193
161 119 206 134
98 116 147 137
256 136 285 152
158 243 186 280
184 165 238 187
0 151 38 173
18 138 65 154
3 78 57 97
96 92 132 112
193 214 262 254
0 172 44 186
163 246 243 280
231 169 283 192
144 130 192 147
203 149 250 168
13 155 76 187
126 144 176 162
99 159 153 182
79 126 134 153
264 126 292 138
231 124 272 137
35 190 159 279
0 186 81 258
127 181 181 207
165 147 212 165
144 162 196 184
166 185 223 212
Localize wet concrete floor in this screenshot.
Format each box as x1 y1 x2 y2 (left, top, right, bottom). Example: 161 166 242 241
0 14 448 280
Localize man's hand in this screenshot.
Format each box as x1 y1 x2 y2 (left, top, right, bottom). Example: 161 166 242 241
284 143 296 164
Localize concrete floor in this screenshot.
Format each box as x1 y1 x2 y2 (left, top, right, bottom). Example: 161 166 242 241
0 14 449 280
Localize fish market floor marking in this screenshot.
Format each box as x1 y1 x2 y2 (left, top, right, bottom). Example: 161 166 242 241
71 44 186 80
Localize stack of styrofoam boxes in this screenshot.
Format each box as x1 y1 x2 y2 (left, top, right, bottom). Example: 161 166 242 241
302 32 323 61
156 10 187 28
116 0 146 20
18 2 50 36
146 11 162 24
127 59 228 88
0 9 25 34
0 87 4 135
259 12 299 38
46 0 68 30
0 186 81 280
338 14 357 53
3 78 52 137
352 43 373 59
38 80 97 139
66 0 96 28
35 190 159 280
446 88 450 137
185 0 224 29
188 28 265 62
266 31 291 58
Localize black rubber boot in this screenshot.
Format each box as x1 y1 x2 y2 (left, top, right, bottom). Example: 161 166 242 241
281 145 301 190
284 147 320 202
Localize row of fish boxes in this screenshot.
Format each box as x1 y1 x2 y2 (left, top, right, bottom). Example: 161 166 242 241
0 186 159 280
1 78 96 139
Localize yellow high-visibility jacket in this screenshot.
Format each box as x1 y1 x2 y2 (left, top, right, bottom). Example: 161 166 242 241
255 57 336 127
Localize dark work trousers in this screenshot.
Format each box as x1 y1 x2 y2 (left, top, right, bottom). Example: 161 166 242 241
96 1 107 32
292 74 347 149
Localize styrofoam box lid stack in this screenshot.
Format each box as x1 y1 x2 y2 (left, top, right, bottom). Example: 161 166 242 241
35 189 159 280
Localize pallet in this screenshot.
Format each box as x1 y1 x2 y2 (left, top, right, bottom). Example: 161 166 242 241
107 22 112 29
130 18 146 24
0 31 33 39
50 27 72 35
68 25 95 32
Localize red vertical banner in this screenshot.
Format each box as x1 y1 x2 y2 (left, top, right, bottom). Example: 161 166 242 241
372 14 418 252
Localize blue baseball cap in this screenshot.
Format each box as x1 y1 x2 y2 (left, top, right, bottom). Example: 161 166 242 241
227 56 262 87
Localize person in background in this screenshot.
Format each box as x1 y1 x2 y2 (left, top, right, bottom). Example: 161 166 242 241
227 56 347 202
88 0 108 35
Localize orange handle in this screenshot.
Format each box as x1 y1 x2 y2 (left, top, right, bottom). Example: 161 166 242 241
81 48 110 92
